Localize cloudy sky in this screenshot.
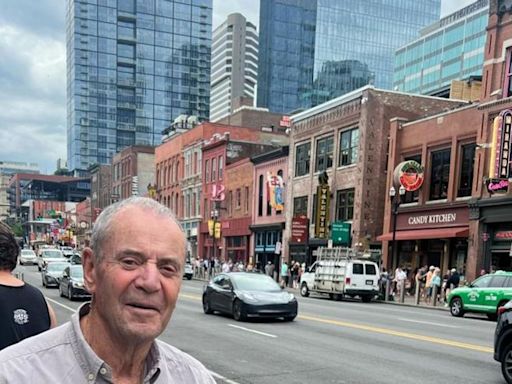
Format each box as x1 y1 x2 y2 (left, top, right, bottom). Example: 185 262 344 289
0 0 475 173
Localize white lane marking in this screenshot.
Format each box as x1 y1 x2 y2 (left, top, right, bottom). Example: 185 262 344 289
227 324 278 338
209 371 241 384
397 317 459 328
45 297 77 313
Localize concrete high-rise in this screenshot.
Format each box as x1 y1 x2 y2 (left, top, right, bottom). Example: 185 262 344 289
210 13 258 122
257 0 441 114
66 0 212 170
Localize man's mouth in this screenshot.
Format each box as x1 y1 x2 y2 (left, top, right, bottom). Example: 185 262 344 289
126 303 160 312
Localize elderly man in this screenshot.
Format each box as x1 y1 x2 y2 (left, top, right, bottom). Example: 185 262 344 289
0 197 215 383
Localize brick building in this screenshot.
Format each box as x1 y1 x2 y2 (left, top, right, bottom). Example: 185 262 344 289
250 146 288 275
380 1 512 281
88 163 112 221
283 85 466 267
380 105 479 276
156 122 288 259
199 132 283 264
111 145 155 202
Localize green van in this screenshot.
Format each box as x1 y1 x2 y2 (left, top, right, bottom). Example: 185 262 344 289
448 271 512 320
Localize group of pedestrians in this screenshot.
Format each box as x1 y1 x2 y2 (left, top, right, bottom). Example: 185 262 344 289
380 264 461 304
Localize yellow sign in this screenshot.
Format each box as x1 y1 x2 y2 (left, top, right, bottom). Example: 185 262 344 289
214 222 221 239
315 184 330 239
208 220 214 236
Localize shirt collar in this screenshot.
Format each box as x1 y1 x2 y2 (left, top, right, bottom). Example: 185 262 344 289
70 302 161 383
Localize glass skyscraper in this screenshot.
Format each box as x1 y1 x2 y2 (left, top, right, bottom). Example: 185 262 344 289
257 0 441 114
66 0 212 170
394 0 488 95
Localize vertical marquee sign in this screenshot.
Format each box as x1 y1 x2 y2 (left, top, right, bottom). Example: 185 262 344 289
315 172 330 239
488 110 512 194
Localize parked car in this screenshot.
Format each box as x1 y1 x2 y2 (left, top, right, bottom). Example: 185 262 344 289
183 262 193 280
37 249 66 271
202 272 298 321
41 262 69 288
59 265 90 300
448 271 512 320
19 249 37 265
69 253 82 265
494 300 512 383
60 246 75 258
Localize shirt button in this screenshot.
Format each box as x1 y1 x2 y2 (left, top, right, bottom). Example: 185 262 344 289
100 368 107 375
88 373 95 381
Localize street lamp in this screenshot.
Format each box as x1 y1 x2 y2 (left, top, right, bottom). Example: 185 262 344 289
209 202 220 276
389 184 406 271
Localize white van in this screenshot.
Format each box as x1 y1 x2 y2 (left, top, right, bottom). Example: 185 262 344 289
299 247 380 302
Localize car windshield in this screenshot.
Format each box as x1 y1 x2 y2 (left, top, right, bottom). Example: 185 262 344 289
70 267 83 278
42 250 64 259
233 274 281 292
21 250 35 255
47 263 69 272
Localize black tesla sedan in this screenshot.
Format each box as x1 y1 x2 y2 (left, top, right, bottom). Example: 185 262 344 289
202 272 298 321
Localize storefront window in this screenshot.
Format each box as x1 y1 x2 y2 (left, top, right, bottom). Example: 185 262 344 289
315 135 334 172
403 154 421 203
336 189 354 221
339 127 359 166
295 142 310 177
429 148 450 200
293 196 308 216
458 143 475 197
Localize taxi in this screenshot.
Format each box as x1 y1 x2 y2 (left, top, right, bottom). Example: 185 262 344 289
448 271 512 320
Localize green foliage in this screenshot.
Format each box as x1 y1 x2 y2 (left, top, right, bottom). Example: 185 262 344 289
10 222 24 237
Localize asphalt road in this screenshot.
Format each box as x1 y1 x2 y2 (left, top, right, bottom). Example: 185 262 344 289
16 264 505 384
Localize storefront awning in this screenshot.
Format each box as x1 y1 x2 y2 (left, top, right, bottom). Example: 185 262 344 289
377 226 469 241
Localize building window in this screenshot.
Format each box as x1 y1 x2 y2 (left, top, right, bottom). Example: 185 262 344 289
193 152 198 174
311 193 317 221
236 188 241 209
336 189 354 221
218 156 223 180
258 174 263 216
293 196 308 216
403 154 421 204
429 148 451 200
339 128 359 166
504 48 512 97
295 142 310 177
205 159 209 182
228 190 233 216
315 136 334 172
211 157 216 181
245 186 249 213
204 198 208 218
458 143 476 197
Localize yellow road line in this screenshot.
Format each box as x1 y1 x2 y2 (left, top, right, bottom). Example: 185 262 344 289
178 294 492 353
299 314 493 353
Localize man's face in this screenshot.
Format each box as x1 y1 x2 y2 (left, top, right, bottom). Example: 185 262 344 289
83 206 186 343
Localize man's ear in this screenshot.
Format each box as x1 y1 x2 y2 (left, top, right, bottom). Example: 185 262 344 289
82 247 97 294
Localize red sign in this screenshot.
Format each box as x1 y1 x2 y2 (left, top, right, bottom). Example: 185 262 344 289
211 184 225 201
291 216 309 243
486 178 509 194
280 115 291 127
495 231 512 240
394 160 424 192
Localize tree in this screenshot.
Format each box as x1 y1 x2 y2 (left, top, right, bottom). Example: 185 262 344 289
10 221 24 237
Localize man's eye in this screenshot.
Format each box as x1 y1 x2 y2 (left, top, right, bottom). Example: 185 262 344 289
159 264 178 276
120 259 140 269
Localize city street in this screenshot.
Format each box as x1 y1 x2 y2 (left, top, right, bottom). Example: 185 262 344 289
15 264 504 384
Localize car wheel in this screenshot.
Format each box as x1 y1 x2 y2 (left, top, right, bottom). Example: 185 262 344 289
334 294 343 301
42 278 45 288
300 283 309 297
284 315 296 322
202 295 213 314
450 297 464 317
68 286 74 301
502 343 512 384
361 295 372 303
186 275 192 280
487 313 498 321
233 300 246 321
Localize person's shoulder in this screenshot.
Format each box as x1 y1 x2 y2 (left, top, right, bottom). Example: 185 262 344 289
0 322 72 365
155 340 216 382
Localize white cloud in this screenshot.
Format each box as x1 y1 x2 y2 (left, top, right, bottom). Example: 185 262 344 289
440 0 477 17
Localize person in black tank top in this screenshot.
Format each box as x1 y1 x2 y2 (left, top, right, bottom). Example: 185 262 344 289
0 223 57 350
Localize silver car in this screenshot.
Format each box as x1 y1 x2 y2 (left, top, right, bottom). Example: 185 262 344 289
19 249 37 265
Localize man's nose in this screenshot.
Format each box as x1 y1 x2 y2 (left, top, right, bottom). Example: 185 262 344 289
134 262 161 292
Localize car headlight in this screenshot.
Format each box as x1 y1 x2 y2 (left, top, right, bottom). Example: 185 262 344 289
72 281 83 288
239 292 258 304
288 293 297 302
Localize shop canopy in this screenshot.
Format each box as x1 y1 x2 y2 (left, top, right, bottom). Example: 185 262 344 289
377 226 469 241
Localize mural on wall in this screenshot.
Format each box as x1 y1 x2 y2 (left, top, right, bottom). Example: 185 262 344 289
267 172 284 211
